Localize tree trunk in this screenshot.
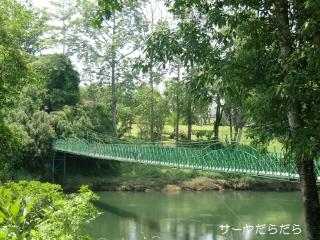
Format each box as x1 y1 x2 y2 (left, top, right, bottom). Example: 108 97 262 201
175 98 180 142
175 65 180 142
233 126 238 142
62 4 66 55
213 94 223 139
149 10 155 142
213 120 219 140
288 102 320 239
235 126 243 145
149 68 154 141
187 97 192 141
111 58 117 133
111 16 117 134
274 1 320 239
229 106 233 143
298 159 320 240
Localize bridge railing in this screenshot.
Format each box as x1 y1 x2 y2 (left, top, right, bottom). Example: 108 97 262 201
53 138 320 180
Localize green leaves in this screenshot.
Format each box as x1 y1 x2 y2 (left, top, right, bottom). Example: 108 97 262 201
0 0 45 178
93 0 125 26
133 85 168 140
9 200 20 219
32 54 80 111
0 181 98 240
0 231 6 240
0 0 46 53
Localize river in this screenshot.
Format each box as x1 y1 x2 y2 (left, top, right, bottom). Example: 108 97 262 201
87 191 305 240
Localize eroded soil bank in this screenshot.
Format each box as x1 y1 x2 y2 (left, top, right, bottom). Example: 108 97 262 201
64 175 300 192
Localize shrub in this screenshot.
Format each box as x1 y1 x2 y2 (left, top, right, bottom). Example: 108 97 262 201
0 181 97 240
192 130 213 140
0 121 29 181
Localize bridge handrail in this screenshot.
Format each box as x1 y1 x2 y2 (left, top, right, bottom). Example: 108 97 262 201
52 137 320 181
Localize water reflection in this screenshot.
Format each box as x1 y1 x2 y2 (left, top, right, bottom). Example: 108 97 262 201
88 191 305 240
93 200 160 232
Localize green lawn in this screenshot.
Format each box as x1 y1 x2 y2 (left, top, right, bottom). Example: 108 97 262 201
127 124 283 153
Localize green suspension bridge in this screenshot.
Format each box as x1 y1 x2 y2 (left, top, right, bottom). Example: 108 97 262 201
52 137 320 181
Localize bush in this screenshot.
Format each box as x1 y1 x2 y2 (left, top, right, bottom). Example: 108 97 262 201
0 121 29 181
169 132 187 140
192 130 213 140
0 181 98 240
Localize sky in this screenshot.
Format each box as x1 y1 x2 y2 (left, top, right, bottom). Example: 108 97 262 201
32 0 50 9
30 0 172 92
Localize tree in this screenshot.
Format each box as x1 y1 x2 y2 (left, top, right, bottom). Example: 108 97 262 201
0 0 45 178
0 0 46 109
33 54 80 111
80 59 139 137
272 2 320 238
0 0 46 54
164 68 183 141
133 85 168 140
55 104 114 140
143 18 217 140
185 68 219 140
138 0 169 142
72 0 147 134
97 1 320 238
47 0 77 54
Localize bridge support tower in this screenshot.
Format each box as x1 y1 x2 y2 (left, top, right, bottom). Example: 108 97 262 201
52 151 66 184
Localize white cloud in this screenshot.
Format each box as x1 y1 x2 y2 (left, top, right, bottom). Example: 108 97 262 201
31 0 52 9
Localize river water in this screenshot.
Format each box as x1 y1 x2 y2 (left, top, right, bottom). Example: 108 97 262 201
87 191 305 240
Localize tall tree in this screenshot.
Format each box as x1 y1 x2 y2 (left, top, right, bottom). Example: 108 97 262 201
135 0 170 141
272 1 320 238
164 64 184 142
48 0 77 54
73 0 147 134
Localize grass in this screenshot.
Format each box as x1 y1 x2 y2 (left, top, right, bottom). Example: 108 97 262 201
127 124 283 153
129 124 234 140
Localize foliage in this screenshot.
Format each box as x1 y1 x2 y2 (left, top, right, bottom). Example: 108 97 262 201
0 12 27 110
0 181 97 240
0 122 29 181
32 54 80 111
80 83 134 137
5 81 115 174
0 0 47 54
5 82 55 173
55 104 114 140
92 0 126 26
47 0 77 54
192 130 213 140
164 77 184 127
133 85 168 140
0 0 45 180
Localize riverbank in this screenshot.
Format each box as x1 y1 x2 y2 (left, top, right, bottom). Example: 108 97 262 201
64 174 300 192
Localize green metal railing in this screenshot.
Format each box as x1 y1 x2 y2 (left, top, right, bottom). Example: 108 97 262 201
53 138 320 181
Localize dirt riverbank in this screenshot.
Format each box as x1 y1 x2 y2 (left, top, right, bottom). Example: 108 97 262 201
64 175 300 192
